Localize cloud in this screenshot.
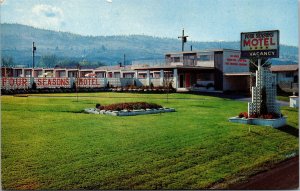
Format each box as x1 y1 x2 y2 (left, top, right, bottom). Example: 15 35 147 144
29 4 64 30
32 4 63 18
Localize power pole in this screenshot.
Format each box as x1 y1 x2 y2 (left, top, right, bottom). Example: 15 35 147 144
178 28 189 52
32 42 36 68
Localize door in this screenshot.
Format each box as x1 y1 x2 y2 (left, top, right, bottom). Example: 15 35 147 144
185 73 191 88
179 74 185 88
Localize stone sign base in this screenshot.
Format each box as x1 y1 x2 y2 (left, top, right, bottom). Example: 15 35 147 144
229 116 287 128
84 108 175 116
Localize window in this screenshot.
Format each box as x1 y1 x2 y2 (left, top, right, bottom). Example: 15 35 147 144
16 70 22 77
114 73 120 78
197 55 212 61
96 72 105 78
25 70 32 77
173 57 181 62
197 73 213 81
124 73 134 78
138 74 146 78
153 73 160 78
286 72 293 78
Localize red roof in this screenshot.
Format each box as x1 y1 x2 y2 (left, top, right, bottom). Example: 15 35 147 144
270 65 298 72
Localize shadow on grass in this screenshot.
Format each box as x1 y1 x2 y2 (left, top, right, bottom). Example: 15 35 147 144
277 125 299 137
60 110 85 113
182 91 249 100
190 104 219 108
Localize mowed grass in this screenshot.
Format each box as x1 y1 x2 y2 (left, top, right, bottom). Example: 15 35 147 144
1 92 298 189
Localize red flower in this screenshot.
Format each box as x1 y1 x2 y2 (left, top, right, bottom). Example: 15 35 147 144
238 112 248 118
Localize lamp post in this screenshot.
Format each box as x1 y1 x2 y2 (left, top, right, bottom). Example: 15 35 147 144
76 64 81 102
32 42 36 68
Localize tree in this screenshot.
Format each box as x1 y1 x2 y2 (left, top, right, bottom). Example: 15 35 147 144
163 71 174 103
58 59 80 68
79 60 89 66
1 57 15 67
1 57 15 77
39 55 57 68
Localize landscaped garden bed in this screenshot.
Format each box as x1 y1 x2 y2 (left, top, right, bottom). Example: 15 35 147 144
84 102 175 116
229 112 287 128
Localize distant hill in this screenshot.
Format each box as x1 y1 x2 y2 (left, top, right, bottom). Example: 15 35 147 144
1 23 298 68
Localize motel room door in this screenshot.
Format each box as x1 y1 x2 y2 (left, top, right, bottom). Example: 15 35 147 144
185 73 191 88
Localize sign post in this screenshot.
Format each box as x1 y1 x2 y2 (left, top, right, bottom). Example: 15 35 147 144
240 30 282 120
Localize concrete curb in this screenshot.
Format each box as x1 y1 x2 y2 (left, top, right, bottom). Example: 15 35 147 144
229 116 287 128
84 108 175 116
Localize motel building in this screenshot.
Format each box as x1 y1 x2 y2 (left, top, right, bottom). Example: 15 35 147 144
270 64 299 93
1 49 252 93
132 49 251 92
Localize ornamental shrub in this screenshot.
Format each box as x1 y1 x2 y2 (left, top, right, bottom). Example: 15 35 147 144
101 102 163 111
238 112 248 118
32 81 37 90
260 112 280 119
247 112 280 119
249 113 258 118
150 82 154 89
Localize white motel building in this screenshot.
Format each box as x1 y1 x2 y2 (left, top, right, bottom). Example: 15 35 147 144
1 49 252 93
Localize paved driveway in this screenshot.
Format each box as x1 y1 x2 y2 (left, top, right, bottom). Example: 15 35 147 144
229 156 299 190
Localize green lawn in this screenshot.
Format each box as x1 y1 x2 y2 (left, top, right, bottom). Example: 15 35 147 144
1 92 298 189
277 95 290 102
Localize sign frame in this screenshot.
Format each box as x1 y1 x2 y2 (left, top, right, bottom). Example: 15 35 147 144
240 30 280 59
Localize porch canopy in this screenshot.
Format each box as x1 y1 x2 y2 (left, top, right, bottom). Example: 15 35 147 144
132 65 214 89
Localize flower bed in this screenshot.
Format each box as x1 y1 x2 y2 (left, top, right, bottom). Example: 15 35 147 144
238 112 281 119
84 102 175 116
111 87 176 93
229 112 287 128
99 102 162 111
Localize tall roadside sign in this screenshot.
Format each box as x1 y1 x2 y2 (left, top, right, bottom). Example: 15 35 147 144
241 30 284 125
240 30 279 59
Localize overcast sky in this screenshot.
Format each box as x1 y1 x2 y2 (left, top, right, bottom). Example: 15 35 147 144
1 0 298 46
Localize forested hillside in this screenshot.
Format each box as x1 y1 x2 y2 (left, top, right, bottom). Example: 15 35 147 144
1 23 298 68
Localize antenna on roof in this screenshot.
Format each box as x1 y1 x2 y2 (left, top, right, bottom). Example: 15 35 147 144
178 28 189 52
123 54 126 67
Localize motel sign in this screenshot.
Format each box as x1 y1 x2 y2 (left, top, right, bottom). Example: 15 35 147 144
240 30 279 58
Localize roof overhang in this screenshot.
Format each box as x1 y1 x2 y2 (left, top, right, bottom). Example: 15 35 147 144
224 72 254 76
132 65 214 70
271 69 298 72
